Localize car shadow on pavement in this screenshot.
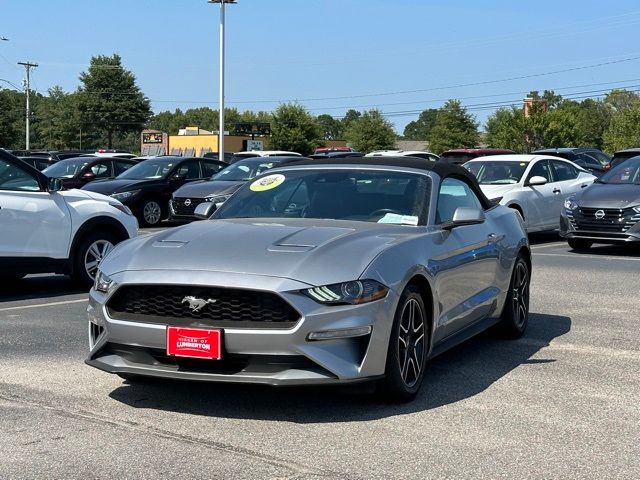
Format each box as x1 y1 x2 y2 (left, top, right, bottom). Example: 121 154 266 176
0 275 87 302
527 231 562 245
108 312 571 422
569 244 640 258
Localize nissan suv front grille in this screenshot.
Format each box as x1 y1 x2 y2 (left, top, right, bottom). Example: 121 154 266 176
107 285 300 328
573 207 640 233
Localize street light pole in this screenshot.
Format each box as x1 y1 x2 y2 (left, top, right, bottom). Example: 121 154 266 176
18 61 38 150
209 0 236 160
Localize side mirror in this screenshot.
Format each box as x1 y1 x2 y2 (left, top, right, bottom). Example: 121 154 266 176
171 173 187 181
527 175 547 186
194 201 217 220
442 207 485 230
47 177 62 192
82 172 96 180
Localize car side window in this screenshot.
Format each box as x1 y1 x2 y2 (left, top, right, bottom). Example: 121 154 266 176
0 159 41 191
114 161 134 176
551 160 579 181
436 178 482 224
90 162 111 178
586 151 610 166
201 160 225 177
527 160 553 183
176 160 201 179
577 153 600 168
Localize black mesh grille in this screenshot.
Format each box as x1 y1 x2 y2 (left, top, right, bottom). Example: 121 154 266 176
572 207 640 233
172 197 207 216
107 285 300 328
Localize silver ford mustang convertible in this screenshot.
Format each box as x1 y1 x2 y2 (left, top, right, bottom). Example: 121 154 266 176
86 157 531 401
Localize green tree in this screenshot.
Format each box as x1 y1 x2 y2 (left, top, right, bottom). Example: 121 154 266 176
603 100 640 152
429 100 479 154
341 109 361 132
403 108 438 140
344 109 396 153
574 99 613 150
77 54 152 148
269 103 322 155
0 88 25 149
316 114 343 140
36 86 82 150
604 89 640 112
485 106 527 152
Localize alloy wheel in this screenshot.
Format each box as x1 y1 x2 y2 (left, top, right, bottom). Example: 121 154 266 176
143 201 162 225
397 298 426 388
511 262 529 328
84 240 114 280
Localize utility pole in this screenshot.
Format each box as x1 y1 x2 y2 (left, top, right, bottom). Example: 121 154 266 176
209 0 236 160
18 61 38 150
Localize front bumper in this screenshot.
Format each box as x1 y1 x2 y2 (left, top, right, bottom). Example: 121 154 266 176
85 270 398 385
559 210 640 244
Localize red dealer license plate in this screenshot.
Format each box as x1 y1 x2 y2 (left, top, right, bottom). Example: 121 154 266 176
166 327 222 360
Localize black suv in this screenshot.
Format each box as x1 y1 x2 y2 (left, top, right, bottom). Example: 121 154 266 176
533 148 610 176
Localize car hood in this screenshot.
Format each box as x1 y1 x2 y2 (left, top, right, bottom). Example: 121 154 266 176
173 180 244 199
479 184 518 199
577 183 640 209
101 218 424 286
57 188 116 203
82 179 160 195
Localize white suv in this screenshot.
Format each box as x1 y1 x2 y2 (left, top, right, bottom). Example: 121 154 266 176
0 151 138 286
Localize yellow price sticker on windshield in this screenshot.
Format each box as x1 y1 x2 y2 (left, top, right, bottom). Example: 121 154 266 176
250 174 285 192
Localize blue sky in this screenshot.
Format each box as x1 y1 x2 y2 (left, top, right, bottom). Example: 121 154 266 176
2 0 640 133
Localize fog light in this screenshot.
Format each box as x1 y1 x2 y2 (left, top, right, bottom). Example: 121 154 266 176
308 326 372 341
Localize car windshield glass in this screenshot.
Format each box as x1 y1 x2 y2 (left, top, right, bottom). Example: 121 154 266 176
116 159 176 180
211 159 279 181
42 159 91 178
599 157 640 184
214 169 431 225
464 160 528 184
440 153 475 164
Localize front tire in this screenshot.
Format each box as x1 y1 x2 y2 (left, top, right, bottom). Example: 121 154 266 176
568 238 592 251
379 285 429 402
498 255 530 338
71 231 119 287
138 198 164 228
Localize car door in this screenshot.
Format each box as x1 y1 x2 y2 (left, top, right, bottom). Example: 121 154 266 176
523 159 559 229
550 160 593 203
432 178 501 341
0 157 71 259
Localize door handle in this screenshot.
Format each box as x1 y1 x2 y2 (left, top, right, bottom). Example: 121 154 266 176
553 188 561 194
487 233 502 243
581 184 588 188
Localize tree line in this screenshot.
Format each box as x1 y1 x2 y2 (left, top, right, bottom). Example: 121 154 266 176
2 53 640 155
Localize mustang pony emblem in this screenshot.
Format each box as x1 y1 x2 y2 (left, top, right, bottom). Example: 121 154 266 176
182 296 217 312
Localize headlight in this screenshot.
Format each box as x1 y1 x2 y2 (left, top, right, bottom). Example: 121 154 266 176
110 190 140 202
94 270 115 293
304 280 388 305
564 196 578 210
633 206 640 214
108 202 133 216
206 193 232 203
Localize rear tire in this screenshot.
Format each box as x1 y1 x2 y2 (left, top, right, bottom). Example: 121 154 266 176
498 255 530 338
568 238 592 251
71 231 119 287
378 285 429 402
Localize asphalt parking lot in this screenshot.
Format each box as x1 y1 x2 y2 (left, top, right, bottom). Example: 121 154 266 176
1 232 639 479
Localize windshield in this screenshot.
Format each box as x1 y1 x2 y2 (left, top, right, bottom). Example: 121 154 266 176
214 169 431 225
212 159 279 182
42 159 90 178
117 159 177 180
599 157 640 184
464 160 528 184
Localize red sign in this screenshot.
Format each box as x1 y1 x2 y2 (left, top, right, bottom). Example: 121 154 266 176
166 327 222 360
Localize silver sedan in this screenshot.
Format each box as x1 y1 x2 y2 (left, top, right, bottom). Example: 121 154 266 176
86 157 530 401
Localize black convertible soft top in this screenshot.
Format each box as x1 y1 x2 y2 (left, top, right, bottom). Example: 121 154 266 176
282 156 493 209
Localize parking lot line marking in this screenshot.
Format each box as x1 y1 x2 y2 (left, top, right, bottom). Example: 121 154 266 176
531 242 566 250
0 298 87 312
535 252 640 261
